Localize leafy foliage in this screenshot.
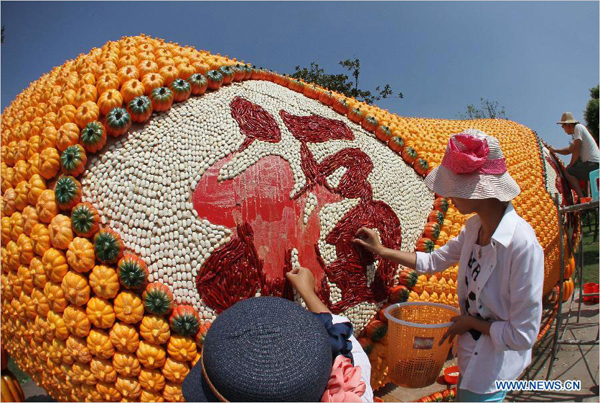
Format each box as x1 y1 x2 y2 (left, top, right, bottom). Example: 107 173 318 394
584 85 599 144
457 97 507 119
290 58 403 105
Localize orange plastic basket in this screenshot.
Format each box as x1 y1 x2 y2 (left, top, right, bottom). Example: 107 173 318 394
384 302 460 388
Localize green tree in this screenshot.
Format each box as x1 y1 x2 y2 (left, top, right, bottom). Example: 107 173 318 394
457 98 507 119
584 85 599 145
290 58 403 105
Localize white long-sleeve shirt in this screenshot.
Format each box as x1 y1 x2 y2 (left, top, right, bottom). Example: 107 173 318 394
415 203 544 394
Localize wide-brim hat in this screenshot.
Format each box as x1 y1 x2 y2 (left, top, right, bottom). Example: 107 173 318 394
424 129 521 202
182 297 332 402
557 112 579 124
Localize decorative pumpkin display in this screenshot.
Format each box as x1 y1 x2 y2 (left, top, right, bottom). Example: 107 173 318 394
136 340 166 370
104 107 132 137
66 236 95 273
142 282 174 316
139 315 171 345
54 176 82 212
28 174 47 206
70 202 100 238
61 271 90 306
149 87 173 112
169 305 199 337
56 123 80 153
66 335 93 364
195 321 211 347
80 121 108 154
112 352 142 378
109 322 140 354
60 144 87 177
86 296 116 329
94 229 124 264
117 254 149 290
39 147 61 180
42 247 69 283
1 35 578 399
90 357 118 383
89 264 120 299
169 78 191 102
114 291 145 324
49 214 73 250
126 96 153 123
188 73 207 95
87 328 115 359
138 368 166 393
63 305 91 338
97 89 124 116
161 358 190 384
166 334 197 362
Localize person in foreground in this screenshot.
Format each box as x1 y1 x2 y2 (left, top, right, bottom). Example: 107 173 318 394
181 267 374 402
354 130 544 402
549 112 600 200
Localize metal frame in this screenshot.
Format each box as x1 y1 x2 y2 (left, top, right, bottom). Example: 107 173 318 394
546 196 599 381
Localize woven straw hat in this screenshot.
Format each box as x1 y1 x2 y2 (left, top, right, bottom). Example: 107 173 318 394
557 112 579 125
182 297 332 402
424 129 521 202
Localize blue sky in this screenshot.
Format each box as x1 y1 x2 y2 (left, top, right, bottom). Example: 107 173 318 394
1 1 598 155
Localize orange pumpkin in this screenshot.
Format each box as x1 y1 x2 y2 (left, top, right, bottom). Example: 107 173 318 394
158 65 179 86
120 79 145 104
167 334 197 362
27 135 42 159
96 73 120 95
66 236 95 273
89 265 120 299
139 315 171 345
17 234 34 265
26 154 41 183
9 212 24 241
39 147 61 179
13 182 30 212
163 382 184 402
74 101 100 130
112 352 142 378
115 376 142 399
87 328 115 359
140 389 165 402
98 89 124 116
141 73 164 95
31 223 51 256
47 310 69 340
74 84 98 108
42 247 69 283
90 357 118 383
31 257 47 288
36 189 58 224
1 216 10 246
118 66 140 86
136 340 166 369
57 105 77 127
138 368 165 393
22 205 39 236
161 357 190 384
61 271 90 306
28 174 47 206
5 240 21 271
63 305 91 338
57 122 80 152
96 381 122 402
43 281 68 313
86 297 116 329
40 126 58 150
114 291 144 324
49 214 73 250
139 61 159 77
109 322 140 354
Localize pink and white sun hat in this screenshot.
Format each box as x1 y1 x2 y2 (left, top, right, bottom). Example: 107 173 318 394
424 129 521 201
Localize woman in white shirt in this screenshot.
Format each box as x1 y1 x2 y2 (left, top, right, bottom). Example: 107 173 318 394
354 129 544 402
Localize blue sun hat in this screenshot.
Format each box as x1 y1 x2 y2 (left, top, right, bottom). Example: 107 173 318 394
182 297 334 402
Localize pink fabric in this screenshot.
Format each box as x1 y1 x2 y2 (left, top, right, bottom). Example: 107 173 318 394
321 356 366 402
441 133 507 175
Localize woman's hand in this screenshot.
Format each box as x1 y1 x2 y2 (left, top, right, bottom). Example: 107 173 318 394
353 227 384 255
286 267 316 298
439 315 476 346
